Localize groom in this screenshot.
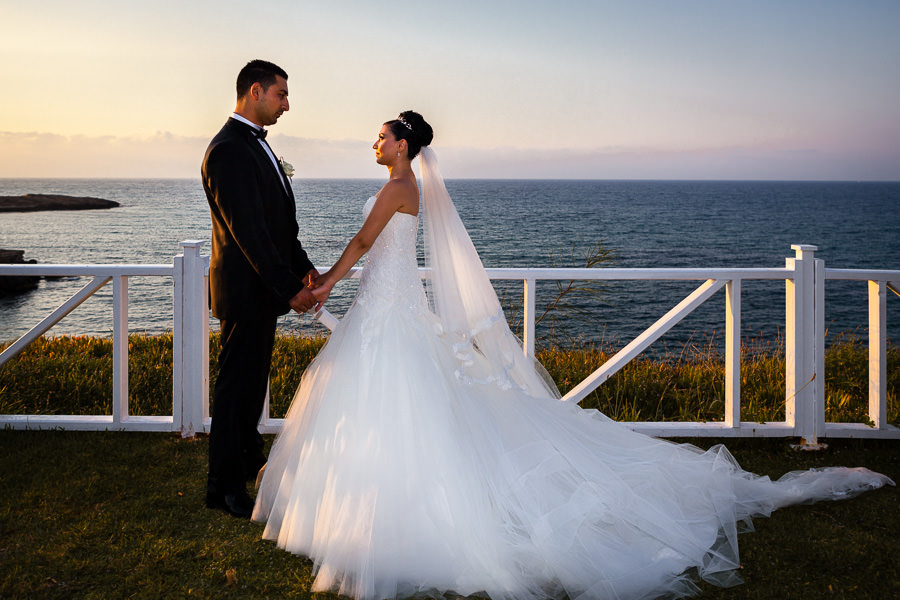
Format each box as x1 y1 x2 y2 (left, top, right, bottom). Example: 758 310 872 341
201 59 318 518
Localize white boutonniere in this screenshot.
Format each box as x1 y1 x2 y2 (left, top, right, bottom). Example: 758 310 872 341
279 157 295 179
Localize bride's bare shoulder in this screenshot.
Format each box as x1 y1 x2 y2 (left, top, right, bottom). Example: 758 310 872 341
376 177 419 212
379 177 418 198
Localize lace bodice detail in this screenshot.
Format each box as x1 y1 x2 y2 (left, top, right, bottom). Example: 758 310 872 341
354 196 429 324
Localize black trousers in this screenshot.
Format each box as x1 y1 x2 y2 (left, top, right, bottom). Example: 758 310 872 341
207 316 277 495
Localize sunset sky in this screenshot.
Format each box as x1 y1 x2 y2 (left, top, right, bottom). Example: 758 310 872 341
1 0 898 180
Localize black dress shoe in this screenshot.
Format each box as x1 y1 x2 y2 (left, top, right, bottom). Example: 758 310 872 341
206 489 254 519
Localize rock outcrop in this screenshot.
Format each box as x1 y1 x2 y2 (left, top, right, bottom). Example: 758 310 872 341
0 249 39 295
0 194 119 212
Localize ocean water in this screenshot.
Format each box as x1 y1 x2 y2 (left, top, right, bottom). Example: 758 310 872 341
1 178 898 348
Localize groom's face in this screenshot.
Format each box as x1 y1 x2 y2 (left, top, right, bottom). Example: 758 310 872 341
254 75 290 126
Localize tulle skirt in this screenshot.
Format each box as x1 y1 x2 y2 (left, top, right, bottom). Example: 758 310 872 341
252 301 892 600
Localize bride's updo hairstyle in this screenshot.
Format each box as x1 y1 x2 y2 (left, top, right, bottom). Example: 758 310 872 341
386 110 433 159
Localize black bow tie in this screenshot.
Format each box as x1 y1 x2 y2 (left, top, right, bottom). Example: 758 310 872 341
252 127 267 140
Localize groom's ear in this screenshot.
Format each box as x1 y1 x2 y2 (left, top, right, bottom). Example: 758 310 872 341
249 82 262 100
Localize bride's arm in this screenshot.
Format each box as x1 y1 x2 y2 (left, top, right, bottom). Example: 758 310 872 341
312 181 416 307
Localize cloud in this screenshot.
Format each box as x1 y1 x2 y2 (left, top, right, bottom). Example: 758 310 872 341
433 145 900 181
1 131 897 181
0 131 208 178
0 130 384 179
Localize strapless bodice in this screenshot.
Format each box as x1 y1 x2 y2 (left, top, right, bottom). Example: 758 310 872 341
354 197 428 326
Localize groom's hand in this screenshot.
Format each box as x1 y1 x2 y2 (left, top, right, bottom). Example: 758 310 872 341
288 268 322 314
304 268 320 288
289 286 317 314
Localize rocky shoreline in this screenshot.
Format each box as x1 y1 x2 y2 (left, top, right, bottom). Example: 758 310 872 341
0 249 40 295
0 193 119 213
1 195 119 294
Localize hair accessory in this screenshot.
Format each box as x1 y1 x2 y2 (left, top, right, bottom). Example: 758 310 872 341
398 116 413 131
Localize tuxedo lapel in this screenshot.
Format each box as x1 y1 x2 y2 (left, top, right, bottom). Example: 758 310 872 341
227 118 294 205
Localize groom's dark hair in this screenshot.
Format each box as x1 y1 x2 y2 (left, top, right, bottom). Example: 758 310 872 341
236 60 288 98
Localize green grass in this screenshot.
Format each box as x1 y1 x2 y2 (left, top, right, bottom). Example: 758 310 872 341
0 432 896 599
1 333 897 425
537 333 898 425
0 333 327 419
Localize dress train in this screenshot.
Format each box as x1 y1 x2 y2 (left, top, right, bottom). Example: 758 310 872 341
253 196 892 600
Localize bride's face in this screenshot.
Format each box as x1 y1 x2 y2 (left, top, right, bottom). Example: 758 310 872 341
372 125 401 165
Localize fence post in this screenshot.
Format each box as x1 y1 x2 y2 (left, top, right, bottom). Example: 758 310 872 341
724 279 741 428
785 244 822 447
523 277 536 358
814 258 826 438
112 275 129 426
868 280 888 428
173 241 209 437
173 254 184 433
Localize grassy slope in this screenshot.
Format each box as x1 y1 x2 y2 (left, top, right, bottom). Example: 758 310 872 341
0 432 896 599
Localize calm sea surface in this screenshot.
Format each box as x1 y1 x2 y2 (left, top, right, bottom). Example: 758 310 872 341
1 178 898 348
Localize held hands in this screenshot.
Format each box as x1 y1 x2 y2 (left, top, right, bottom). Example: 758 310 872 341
288 268 321 314
289 268 335 314
288 287 317 314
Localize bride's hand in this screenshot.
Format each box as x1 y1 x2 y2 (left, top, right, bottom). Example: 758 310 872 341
311 278 335 311
313 271 330 287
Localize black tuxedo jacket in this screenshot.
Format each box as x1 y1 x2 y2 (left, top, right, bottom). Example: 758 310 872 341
201 118 315 320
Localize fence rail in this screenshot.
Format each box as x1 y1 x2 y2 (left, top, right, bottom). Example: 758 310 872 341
0 241 207 434
1 242 898 445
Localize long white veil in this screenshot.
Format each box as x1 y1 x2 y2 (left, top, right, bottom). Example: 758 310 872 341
418 147 559 399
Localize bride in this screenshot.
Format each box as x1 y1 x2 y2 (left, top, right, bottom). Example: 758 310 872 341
252 111 892 600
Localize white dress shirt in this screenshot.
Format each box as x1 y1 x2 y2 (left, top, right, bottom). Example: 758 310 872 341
231 113 288 193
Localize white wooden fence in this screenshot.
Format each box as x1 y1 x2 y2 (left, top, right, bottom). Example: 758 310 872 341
0 241 209 434
1 242 897 446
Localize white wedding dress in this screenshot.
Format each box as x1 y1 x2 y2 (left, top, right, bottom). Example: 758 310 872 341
253 167 892 600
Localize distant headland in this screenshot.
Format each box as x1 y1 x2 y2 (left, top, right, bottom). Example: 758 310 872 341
0 193 119 212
